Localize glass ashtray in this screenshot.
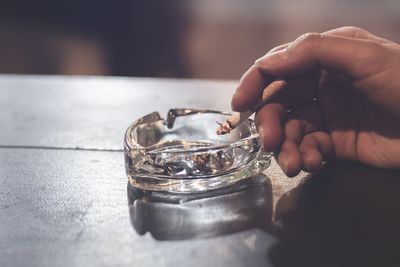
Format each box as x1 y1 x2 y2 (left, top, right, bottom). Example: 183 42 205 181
124 108 271 193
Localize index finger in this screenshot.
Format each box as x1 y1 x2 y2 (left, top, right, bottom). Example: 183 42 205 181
231 65 274 112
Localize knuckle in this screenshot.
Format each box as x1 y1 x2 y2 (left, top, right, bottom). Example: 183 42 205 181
339 26 365 33
299 32 321 43
291 32 322 51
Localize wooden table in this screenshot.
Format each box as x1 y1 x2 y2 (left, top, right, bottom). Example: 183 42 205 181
1 75 400 267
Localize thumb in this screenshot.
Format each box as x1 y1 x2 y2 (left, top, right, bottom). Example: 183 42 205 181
255 33 383 79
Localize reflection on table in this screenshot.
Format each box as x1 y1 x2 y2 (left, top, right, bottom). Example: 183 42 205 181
128 175 273 240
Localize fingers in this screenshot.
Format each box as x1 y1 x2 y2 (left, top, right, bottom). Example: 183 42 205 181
275 131 335 177
231 65 274 112
256 101 334 176
231 44 289 112
299 143 324 172
232 27 388 113
255 33 384 79
268 122 333 177
232 71 318 113
276 105 327 176
255 103 285 152
233 26 385 177
299 132 335 172
277 139 302 177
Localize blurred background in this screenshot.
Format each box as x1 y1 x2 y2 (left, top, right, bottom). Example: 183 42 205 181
0 0 399 80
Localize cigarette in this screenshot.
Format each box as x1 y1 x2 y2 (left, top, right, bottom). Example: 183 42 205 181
216 79 288 135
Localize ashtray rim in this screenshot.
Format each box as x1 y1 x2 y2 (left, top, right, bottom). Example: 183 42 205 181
124 108 260 154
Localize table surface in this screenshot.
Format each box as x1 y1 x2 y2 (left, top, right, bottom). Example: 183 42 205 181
1 74 400 267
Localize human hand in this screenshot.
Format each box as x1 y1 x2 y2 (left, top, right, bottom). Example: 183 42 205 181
231 26 400 176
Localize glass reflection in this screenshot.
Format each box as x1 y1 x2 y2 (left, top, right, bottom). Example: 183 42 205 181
128 175 273 240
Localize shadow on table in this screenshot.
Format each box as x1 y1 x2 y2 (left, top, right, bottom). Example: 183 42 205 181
127 174 273 240
267 163 400 267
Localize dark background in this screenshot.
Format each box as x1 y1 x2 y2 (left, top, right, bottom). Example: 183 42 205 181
0 0 399 79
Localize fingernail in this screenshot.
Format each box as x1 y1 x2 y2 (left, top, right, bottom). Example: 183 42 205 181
255 49 288 69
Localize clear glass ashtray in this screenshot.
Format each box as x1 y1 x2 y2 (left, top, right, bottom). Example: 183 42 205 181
124 108 271 193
